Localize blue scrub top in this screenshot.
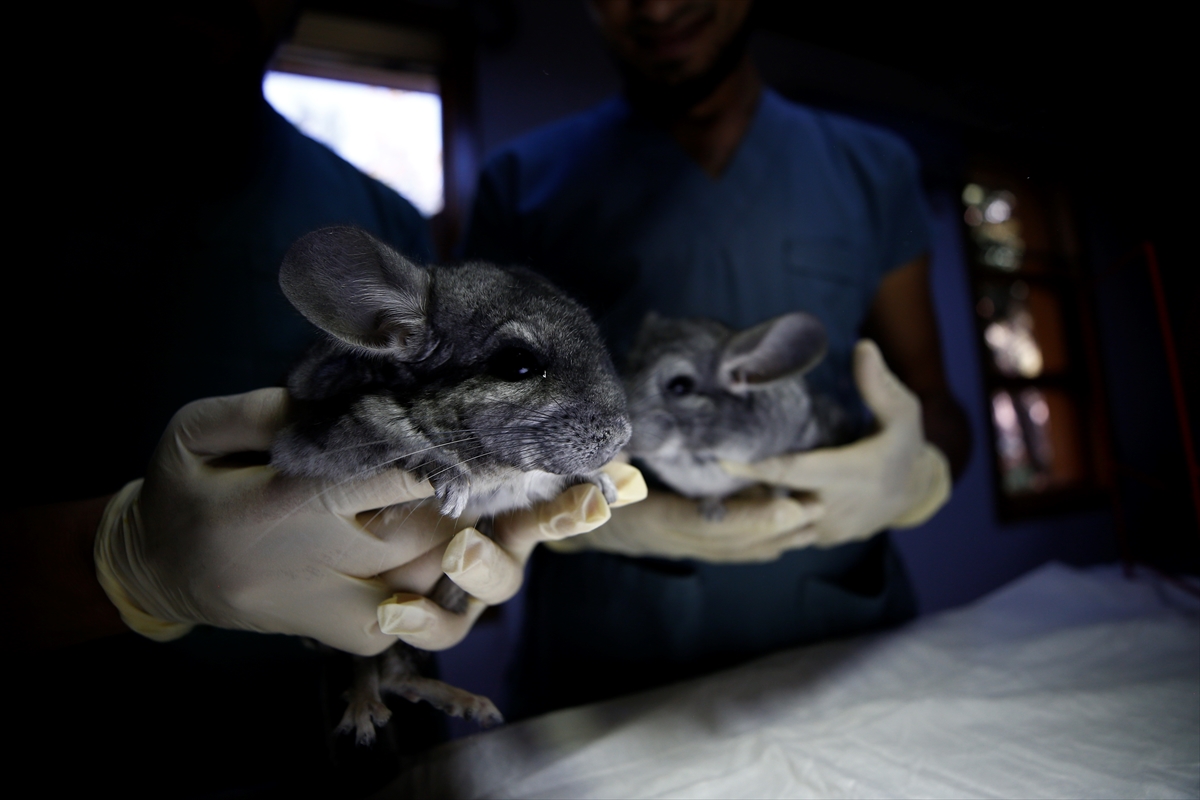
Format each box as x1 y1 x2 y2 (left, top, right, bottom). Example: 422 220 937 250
466 89 930 419
464 90 929 716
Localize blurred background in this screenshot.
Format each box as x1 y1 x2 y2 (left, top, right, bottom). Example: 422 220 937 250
9 0 1192 787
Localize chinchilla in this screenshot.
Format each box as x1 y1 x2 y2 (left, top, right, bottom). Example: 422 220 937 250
623 311 849 519
270 226 630 743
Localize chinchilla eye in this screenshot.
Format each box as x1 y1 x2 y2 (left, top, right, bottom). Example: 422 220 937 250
666 375 695 396
488 347 545 382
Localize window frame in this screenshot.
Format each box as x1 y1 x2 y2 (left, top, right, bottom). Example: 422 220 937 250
269 6 481 260
961 156 1115 522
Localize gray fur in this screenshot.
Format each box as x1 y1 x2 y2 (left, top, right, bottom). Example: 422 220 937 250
624 311 849 518
272 226 631 519
270 226 631 743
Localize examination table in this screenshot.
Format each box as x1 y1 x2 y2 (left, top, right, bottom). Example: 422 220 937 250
379 563 1200 799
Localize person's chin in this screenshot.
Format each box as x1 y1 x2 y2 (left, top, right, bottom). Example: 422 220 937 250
632 48 723 86
639 59 696 86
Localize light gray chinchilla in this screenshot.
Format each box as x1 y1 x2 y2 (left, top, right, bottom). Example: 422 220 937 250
271 226 631 744
623 311 849 520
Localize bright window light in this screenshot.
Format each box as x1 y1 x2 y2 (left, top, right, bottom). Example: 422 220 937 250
264 71 444 217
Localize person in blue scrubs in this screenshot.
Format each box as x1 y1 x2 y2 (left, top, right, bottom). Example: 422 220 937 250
464 0 972 717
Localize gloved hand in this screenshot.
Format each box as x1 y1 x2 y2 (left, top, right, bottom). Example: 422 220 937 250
721 339 951 548
95 388 643 656
545 483 823 563
376 461 647 647
549 340 949 562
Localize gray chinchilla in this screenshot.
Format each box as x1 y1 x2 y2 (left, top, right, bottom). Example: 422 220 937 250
270 226 630 743
272 226 631 518
624 311 849 519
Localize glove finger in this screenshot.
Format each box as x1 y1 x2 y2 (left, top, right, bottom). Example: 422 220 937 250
321 468 436 516
267 495 452 579
442 527 524 605
719 450 847 490
890 443 953 528
378 593 487 651
174 388 291 457
718 525 822 563
601 462 649 507
296 575 401 657
853 339 921 427
809 526 864 549
373 529 458 593
348 499 460 575
491 483 611 563
701 495 824 541
597 490 816 543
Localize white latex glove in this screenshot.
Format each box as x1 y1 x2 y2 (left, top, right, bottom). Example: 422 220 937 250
94 388 642 656
376 461 647 647
545 484 824 563
721 339 951 548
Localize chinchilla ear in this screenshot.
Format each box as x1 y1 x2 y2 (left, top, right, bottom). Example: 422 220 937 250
718 312 827 394
279 226 433 359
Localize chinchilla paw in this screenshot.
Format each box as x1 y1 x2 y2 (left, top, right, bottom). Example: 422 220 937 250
435 477 472 518
579 470 619 505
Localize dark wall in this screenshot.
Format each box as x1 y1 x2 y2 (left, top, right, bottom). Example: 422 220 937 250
474 0 618 156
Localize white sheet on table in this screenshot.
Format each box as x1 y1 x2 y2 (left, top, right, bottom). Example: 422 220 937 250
382 563 1200 799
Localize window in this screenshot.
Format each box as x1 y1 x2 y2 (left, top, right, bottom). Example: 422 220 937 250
961 164 1109 519
264 71 444 217
266 8 480 257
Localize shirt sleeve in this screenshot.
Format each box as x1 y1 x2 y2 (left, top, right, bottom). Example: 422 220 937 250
367 177 435 263
875 135 932 277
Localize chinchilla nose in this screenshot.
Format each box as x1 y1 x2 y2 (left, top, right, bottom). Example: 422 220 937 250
550 407 631 474
593 416 631 467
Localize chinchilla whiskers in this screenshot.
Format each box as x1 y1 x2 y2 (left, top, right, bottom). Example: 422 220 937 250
289 433 485 462
422 448 508 484
311 436 462 457
367 435 485 462
423 435 556 458
225 461 431 567
354 440 535 491
472 398 572 420
357 501 393 531
455 417 561 433
396 494 456 530
627 430 668 452
263 421 582 542
358 493 446 533
446 436 550 459
252 437 494 543
628 396 667 414
425 427 547 439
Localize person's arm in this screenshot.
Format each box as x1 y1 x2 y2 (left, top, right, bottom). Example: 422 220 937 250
861 254 972 477
1 496 126 650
